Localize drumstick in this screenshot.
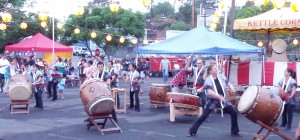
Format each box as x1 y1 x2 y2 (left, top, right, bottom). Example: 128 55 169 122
220 102 224 117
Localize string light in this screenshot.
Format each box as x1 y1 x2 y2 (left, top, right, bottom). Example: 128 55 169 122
91 31 97 38
74 27 80 34
131 38 138 44
20 22 27 29
77 7 84 16
40 21 47 28
293 38 299 45
143 39 148 45
57 23 64 29
257 41 264 47
106 34 112 41
119 36 126 43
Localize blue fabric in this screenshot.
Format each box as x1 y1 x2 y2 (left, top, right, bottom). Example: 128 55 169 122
137 27 264 55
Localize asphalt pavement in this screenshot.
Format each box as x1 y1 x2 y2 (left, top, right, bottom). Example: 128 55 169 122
0 77 299 140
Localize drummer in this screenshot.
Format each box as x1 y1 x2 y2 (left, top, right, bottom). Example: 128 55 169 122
184 56 206 108
186 64 240 137
32 62 45 109
91 61 118 122
47 56 62 101
278 68 297 130
107 61 120 108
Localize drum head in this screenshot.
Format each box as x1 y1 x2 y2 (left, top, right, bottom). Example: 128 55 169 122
272 39 287 54
88 98 115 115
238 86 258 113
151 83 170 87
9 84 32 100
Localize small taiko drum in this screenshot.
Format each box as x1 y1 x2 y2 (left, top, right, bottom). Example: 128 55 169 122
238 86 284 125
8 74 32 101
166 92 200 110
149 84 170 105
80 78 115 116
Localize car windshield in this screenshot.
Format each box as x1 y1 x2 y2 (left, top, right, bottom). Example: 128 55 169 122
82 48 87 50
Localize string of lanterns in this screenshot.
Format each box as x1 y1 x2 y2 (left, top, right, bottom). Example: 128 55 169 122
209 0 225 31
0 2 156 45
248 0 300 11
256 38 299 47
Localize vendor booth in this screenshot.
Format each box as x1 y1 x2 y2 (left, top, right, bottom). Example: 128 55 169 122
5 33 72 64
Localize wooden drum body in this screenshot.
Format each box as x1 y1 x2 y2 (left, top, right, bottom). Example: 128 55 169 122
238 86 284 125
166 92 199 110
8 74 32 101
80 78 115 116
149 84 170 105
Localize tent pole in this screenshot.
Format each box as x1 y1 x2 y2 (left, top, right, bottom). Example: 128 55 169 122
227 55 232 79
52 16 55 64
262 53 265 86
266 29 270 57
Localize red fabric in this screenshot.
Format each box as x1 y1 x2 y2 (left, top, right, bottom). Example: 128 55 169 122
171 70 187 89
238 62 250 85
194 85 203 89
264 62 275 86
5 33 72 52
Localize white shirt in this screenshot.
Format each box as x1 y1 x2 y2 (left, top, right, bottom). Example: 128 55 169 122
0 58 10 74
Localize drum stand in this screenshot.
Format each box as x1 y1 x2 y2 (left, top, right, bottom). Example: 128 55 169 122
111 88 126 113
10 100 29 115
169 102 201 123
253 121 292 140
86 114 122 135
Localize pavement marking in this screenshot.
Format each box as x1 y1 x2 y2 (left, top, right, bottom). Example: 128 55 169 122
0 104 9 111
49 134 81 140
129 129 176 138
163 122 213 130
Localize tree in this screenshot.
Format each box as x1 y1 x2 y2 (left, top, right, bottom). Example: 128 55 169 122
165 22 190 31
60 7 146 59
152 2 174 18
0 0 49 52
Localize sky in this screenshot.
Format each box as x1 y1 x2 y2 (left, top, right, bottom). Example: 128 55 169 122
29 0 248 20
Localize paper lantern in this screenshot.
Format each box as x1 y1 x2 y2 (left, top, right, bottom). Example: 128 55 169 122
0 23 7 30
20 22 27 29
273 0 285 9
291 0 300 12
142 0 151 7
91 32 97 38
255 0 269 6
293 39 299 45
38 13 48 21
57 23 64 29
77 7 84 15
143 39 148 44
131 38 138 44
2 13 12 23
74 28 80 34
40 21 47 28
110 3 119 12
106 34 112 41
257 41 264 47
119 36 126 43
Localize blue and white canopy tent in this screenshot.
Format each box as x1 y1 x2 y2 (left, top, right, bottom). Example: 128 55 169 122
137 26 266 84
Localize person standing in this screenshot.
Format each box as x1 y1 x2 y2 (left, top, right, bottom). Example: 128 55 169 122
159 56 171 83
186 64 240 137
47 56 62 101
92 61 118 122
107 61 120 108
32 62 45 109
58 74 66 100
78 59 87 85
278 68 297 130
185 56 206 112
121 55 132 80
0 54 10 92
127 63 140 112
144 58 151 83
3 59 18 95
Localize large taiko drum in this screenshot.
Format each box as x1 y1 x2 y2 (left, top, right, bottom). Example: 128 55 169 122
149 84 170 105
237 86 284 125
166 92 200 110
80 78 115 116
8 74 32 101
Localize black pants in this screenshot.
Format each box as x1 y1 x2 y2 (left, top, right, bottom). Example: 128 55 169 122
198 92 206 108
34 87 44 108
189 105 239 135
47 80 58 100
129 90 140 111
116 93 120 108
111 109 118 122
281 104 295 128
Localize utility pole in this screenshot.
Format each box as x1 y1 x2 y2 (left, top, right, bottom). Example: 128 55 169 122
229 0 235 37
191 0 195 28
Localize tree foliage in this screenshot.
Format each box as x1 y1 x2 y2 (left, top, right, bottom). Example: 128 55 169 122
60 7 146 58
0 0 52 52
165 22 190 31
152 2 174 18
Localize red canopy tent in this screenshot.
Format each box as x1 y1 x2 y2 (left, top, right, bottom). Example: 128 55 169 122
5 33 72 52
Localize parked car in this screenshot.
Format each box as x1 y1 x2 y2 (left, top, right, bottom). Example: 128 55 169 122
85 51 95 57
72 46 87 56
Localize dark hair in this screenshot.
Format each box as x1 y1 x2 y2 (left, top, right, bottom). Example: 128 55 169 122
287 68 296 79
33 64 43 70
107 61 113 65
206 64 215 75
130 63 137 69
57 56 62 62
88 60 93 65
63 74 67 78
146 58 149 61
97 61 104 66
81 58 87 63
